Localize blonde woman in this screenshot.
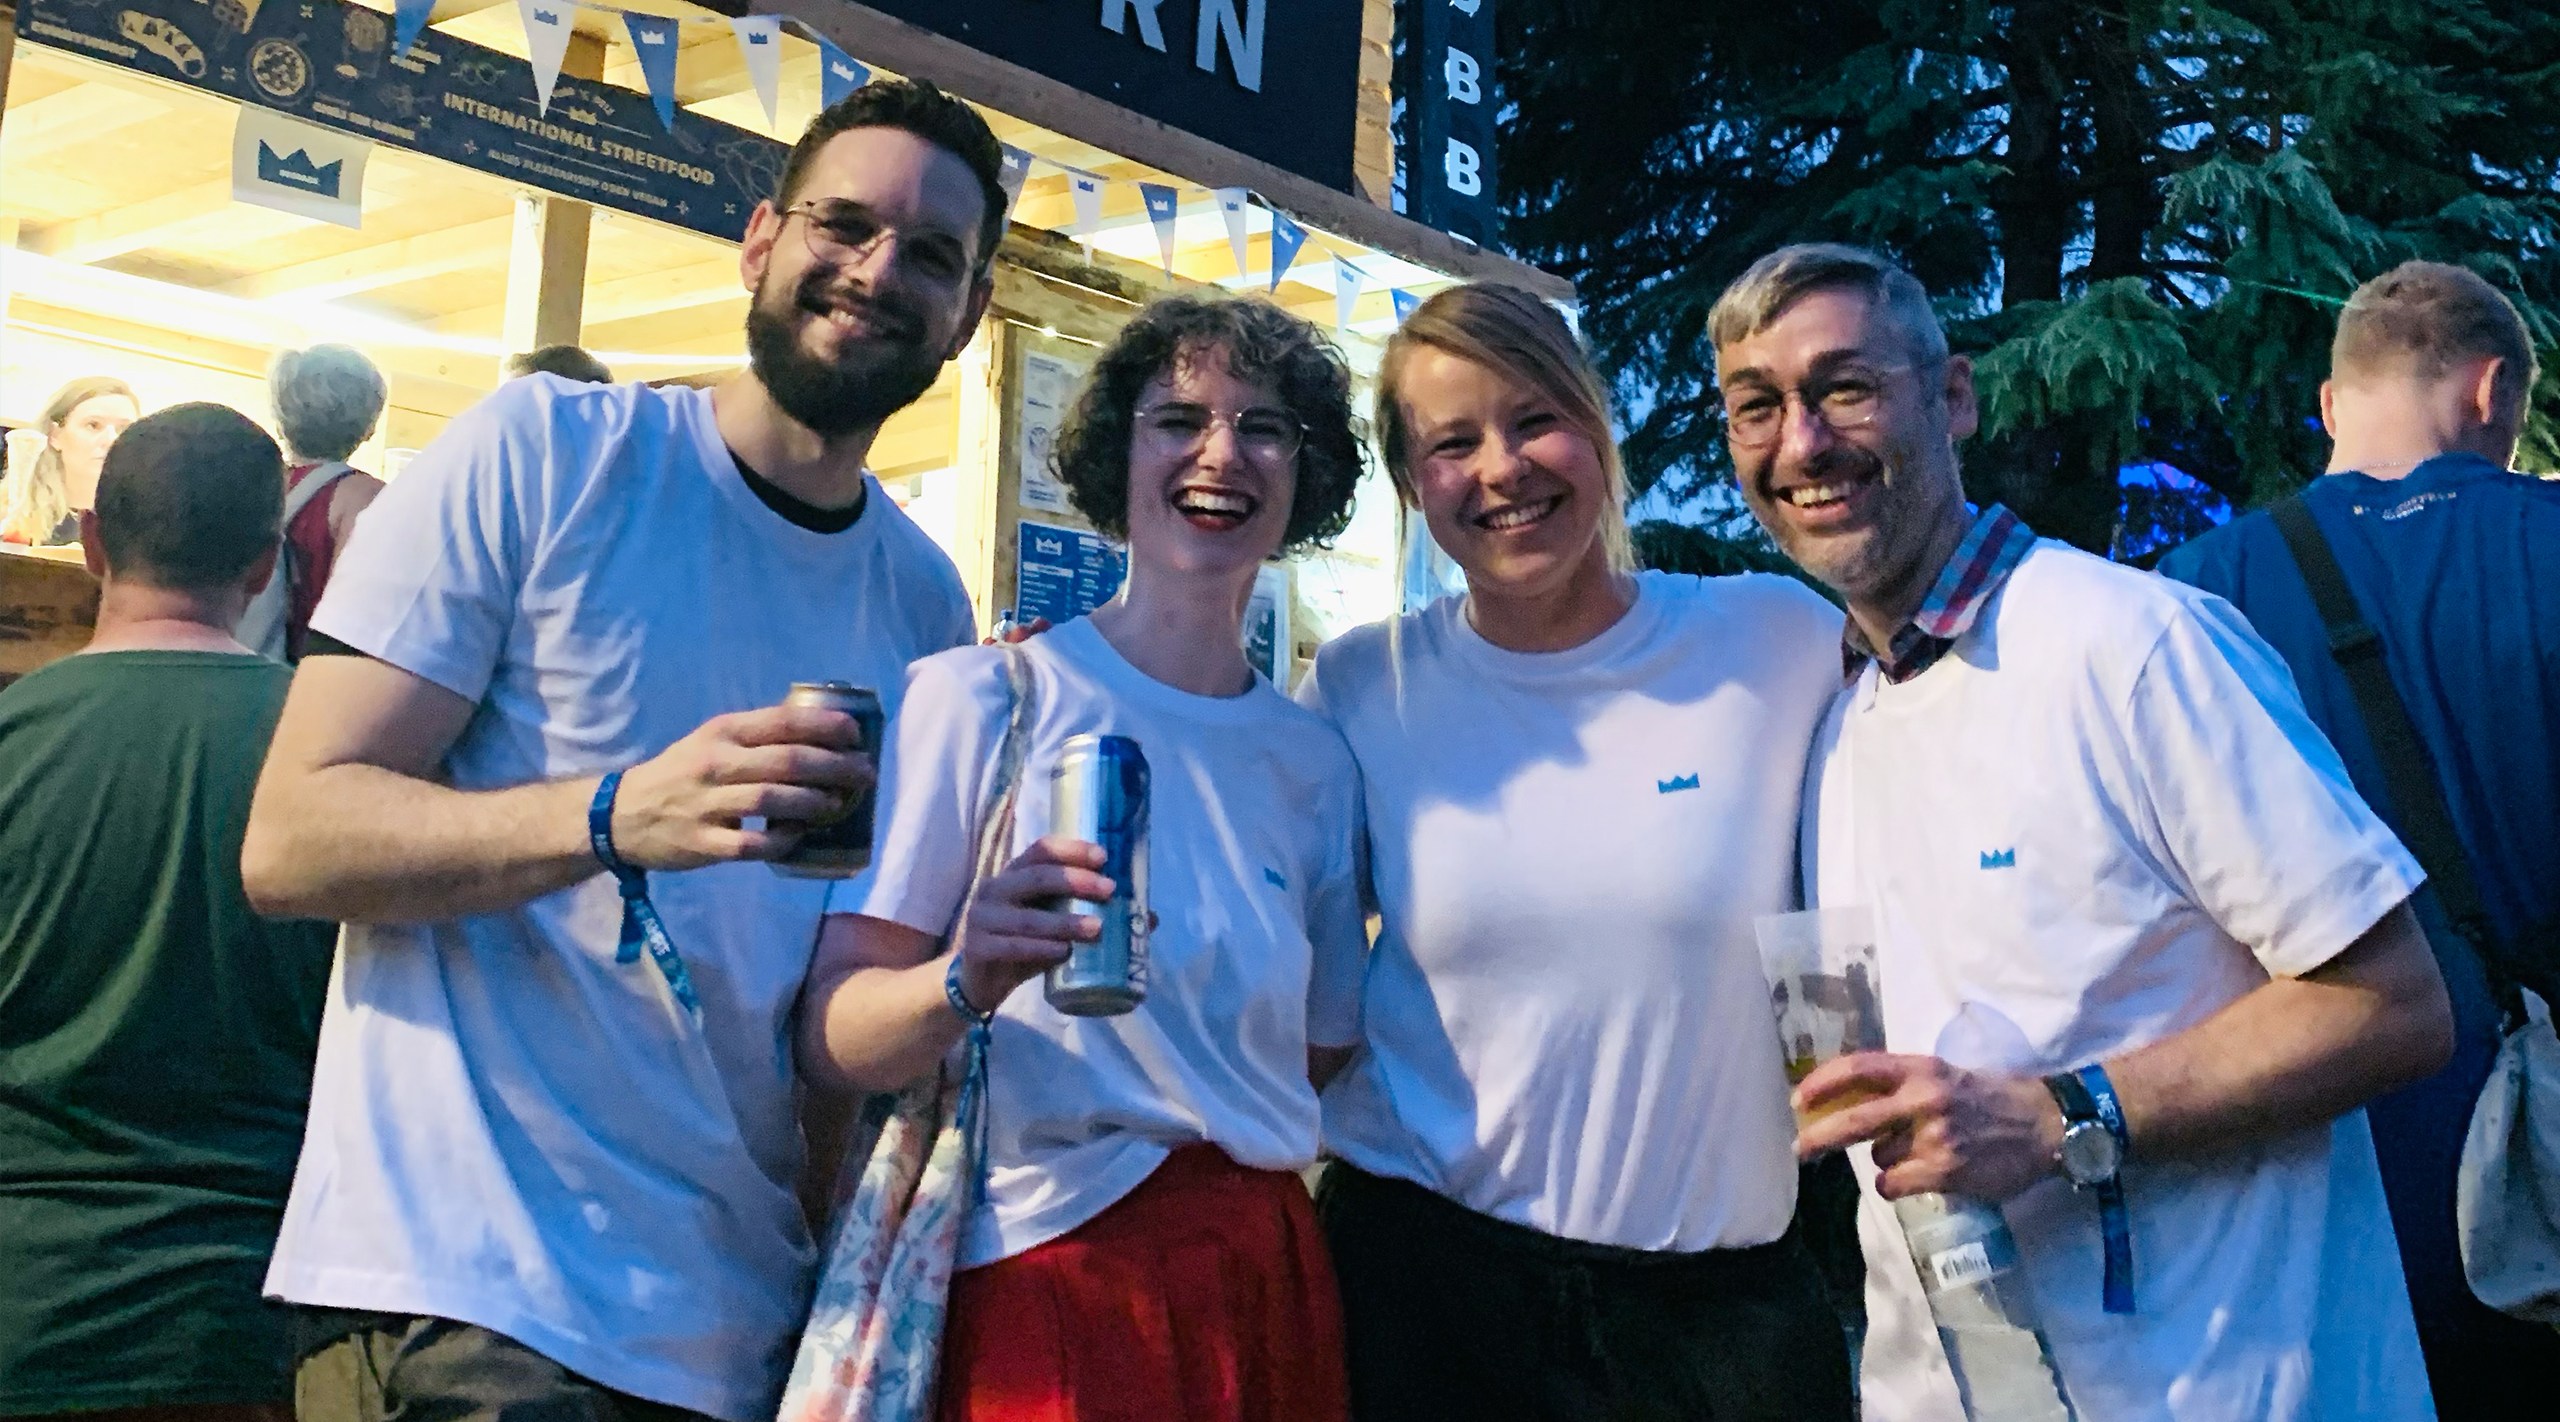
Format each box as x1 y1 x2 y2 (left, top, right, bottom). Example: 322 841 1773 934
1298 284 1855 1420
3 378 140 547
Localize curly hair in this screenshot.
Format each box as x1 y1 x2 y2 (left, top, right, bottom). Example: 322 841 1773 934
1050 294 1364 555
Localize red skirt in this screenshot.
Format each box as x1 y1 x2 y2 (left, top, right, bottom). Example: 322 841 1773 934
937 1144 1350 1422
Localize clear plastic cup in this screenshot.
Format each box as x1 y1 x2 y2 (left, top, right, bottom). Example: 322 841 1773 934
1753 906 1889 1128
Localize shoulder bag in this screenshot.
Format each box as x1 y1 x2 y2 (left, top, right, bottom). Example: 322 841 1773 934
2272 494 2560 1325
778 644 1041 1420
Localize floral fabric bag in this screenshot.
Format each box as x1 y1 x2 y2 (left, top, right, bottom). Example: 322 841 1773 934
778 646 1037 1422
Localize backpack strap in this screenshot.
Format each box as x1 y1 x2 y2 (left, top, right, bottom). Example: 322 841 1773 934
2270 493 2541 1022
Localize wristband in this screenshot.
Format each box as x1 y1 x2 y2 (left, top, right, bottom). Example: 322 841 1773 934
589 771 702 1023
943 952 997 1027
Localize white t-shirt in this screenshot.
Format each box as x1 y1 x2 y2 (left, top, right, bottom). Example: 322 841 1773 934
1302 571 1844 1251
1803 542 2432 1422
846 616 1366 1269
264 376 975 1422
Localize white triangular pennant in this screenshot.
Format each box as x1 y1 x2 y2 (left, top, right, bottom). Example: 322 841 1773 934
731 16 785 130
1069 171 1106 262
1216 187 1252 279
516 0 575 115
1139 183 1180 275
1334 256 1364 330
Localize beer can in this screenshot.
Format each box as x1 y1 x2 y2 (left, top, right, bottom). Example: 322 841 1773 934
768 681 885 880
1044 733 1150 1016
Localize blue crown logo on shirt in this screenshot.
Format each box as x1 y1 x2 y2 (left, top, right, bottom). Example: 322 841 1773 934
257 142 343 196
1980 848 2017 869
1264 867 1287 890
1657 773 1700 794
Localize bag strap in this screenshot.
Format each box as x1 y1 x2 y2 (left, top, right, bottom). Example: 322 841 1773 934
2269 494 2537 1023
942 644 1039 1202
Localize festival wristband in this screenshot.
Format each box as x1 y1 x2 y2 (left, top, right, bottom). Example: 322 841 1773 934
2078 1063 2135 1314
589 771 703 1023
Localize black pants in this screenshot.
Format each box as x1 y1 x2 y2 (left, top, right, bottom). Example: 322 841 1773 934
290 1311 716 1422
1317 1163 1856 1422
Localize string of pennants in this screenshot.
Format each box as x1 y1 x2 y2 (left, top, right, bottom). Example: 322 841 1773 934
388 0 1426 330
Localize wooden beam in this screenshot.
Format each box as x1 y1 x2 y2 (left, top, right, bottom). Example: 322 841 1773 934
24 176 237 263
753 0 1573 302
218 214 516 300
0 1 20 152
500 31 605 355
0 78 166 163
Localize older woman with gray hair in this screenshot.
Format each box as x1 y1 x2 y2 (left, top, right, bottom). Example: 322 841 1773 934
240 344 387 660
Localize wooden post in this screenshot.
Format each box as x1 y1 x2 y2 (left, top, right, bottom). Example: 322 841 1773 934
948 319 1007 630
499 31 604 359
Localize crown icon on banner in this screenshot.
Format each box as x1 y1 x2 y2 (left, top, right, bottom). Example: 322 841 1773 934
639 29 667 44
830 60 855 76
748 31 770 43
533 8 558 23
257 141 343 196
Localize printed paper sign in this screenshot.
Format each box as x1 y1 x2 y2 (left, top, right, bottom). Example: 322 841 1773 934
1016 351 1083 514
1244 562 1291 684
232 104 370 228
1015 519 1126 627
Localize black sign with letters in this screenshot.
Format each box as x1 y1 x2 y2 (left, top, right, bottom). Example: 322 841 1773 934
18 0 786 243
855 0 1362 193
1405 0 1498 246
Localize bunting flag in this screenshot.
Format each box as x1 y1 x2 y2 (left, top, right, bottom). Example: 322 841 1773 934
1392 288 1421 323
1216 187 1252 279
1139 183 1180 275
1068 171 1106 261
732 16 786 129
1334 256 1364 330
516 0 576 116
392 0 434 59
817 39 872 109
1268 209 1307 292
624 14 681 133
997 145 1036 224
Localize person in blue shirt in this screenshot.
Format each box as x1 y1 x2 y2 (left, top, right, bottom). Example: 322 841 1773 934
2161 259 2560 1421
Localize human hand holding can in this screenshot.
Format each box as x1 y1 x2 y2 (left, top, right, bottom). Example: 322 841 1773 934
767 682 884 880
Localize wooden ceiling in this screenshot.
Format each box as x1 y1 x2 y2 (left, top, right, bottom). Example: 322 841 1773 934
1 0 1440 471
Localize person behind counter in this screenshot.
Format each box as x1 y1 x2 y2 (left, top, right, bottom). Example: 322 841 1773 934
0 402 337 1422
236 345 387 662
1 376 140 548
506 344 616 385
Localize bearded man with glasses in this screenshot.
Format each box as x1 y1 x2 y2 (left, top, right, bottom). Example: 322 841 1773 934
241 80 995 1422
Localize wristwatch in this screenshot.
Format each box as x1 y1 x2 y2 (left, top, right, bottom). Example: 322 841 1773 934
2044 1062 2136 1314
2045 1068 2122 1187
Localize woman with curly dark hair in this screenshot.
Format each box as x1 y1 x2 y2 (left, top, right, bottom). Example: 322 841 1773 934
802 292 1367 1420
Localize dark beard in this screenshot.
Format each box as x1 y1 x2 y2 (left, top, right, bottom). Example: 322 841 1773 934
744 271 945 438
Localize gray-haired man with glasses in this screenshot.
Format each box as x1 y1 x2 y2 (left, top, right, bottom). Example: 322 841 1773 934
1717 243 2450 1421
243 80 997 1422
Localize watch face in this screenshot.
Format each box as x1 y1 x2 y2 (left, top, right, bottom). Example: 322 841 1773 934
2060 1120 2122 1185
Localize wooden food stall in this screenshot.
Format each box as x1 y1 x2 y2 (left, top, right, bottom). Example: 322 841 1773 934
1 0 1568 684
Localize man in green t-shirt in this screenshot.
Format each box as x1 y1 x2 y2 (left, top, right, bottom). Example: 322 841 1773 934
0 403 335 1421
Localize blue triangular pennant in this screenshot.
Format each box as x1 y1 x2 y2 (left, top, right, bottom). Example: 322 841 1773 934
1268 210 1307 291
1139 182 1180 274
1392 288 1420 323
392 0 434 58
624 14 681 134
818 39 871 109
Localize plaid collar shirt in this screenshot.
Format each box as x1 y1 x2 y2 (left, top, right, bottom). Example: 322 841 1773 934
1842 503 2040 684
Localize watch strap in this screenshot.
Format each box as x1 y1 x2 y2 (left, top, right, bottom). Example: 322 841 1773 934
2049 1062 2134 1314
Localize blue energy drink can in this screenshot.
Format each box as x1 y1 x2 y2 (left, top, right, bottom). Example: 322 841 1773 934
769 682 885 880
1044 733 1150 1016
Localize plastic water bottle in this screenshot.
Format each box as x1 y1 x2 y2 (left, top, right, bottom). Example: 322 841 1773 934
1894 1191 2076 1421
1897 1004 2077 1421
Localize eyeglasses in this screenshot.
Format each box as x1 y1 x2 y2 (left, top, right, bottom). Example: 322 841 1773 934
780 198 976 286
1133 402 1306 465
1721 363 1927 450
